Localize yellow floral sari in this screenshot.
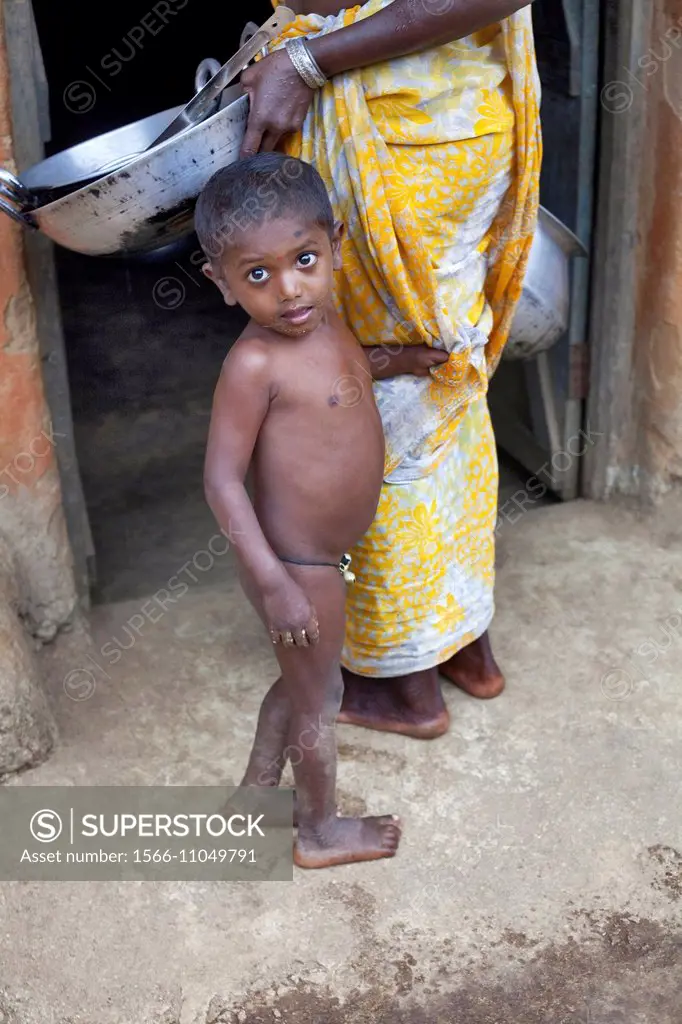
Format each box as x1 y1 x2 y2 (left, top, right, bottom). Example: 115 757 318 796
269 1 542 674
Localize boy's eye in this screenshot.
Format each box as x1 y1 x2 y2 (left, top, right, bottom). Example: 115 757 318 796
297 252 318 269
247 267 270 284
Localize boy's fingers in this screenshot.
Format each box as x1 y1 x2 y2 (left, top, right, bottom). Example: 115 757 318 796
293 628 310 647
306 618 321 645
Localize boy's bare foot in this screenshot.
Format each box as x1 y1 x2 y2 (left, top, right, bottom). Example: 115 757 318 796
439 631 505 698
294 815 402 869
339 667 449 739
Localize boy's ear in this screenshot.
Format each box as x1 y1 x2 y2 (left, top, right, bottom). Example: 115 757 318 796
332 220 345 271
202 261 237 306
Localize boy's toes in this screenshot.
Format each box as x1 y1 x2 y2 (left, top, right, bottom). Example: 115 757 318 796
294 814 402 868
376 814 402 853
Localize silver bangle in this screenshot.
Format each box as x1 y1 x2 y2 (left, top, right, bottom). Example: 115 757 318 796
285 37 328 90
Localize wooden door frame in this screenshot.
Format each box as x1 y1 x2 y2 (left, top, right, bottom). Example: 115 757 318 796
582 0 654 500
3 0 94 603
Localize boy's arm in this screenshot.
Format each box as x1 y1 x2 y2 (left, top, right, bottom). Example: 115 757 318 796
204 346 319 645
204 346 282 591
365 344 450 380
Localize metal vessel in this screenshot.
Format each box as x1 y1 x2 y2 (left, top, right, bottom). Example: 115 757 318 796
0 87 248 257
505 206 588 361
0 10 297 258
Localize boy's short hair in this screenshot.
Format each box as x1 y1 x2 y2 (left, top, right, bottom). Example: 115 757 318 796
194 153 335 261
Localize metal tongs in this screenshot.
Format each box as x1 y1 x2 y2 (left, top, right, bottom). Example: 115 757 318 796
148 6 296 149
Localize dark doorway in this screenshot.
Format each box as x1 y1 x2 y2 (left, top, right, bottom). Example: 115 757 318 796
30 2 277 602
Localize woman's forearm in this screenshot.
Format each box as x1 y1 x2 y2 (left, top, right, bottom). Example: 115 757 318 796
308 0 534 77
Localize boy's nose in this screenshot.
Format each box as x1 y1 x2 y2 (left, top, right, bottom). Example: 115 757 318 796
278 271 302 301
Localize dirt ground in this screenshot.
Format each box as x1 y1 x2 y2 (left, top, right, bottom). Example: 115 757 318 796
1 495 682 1023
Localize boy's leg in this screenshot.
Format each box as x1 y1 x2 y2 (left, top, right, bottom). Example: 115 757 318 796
236 563 292 788
274 564 402 869
240 677 291 786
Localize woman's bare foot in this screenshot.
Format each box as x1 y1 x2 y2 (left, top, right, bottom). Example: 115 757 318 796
339 667 449 739
439 631 505 698
295 814 402 869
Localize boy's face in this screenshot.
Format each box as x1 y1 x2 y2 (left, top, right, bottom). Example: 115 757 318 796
204 216 343 338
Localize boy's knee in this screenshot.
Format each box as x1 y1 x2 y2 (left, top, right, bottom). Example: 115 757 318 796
326 672 344 707
317 678 344 725
297 712 336 755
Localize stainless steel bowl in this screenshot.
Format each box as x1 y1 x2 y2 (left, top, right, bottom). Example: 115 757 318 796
0 85 247 257
505 206 588 361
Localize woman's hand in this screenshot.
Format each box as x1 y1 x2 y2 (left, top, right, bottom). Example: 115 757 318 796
240 49 315 157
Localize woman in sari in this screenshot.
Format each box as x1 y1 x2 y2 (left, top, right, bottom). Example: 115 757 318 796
240 0 541 739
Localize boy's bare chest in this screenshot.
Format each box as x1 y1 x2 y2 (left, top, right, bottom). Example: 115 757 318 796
275 342 371 412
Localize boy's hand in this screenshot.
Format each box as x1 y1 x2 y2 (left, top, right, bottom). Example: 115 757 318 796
264 577 320 648
400 345 450 377
366 344 450 380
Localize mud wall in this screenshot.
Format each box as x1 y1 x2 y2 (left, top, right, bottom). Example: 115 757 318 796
632 0 682 500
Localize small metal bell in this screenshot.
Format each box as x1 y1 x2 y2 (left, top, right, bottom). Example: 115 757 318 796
339 554 355 584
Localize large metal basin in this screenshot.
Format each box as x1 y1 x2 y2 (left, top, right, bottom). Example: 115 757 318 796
0 86 248 257
505 206 588 361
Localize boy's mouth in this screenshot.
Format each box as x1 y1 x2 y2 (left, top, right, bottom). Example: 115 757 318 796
280 305 315 326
